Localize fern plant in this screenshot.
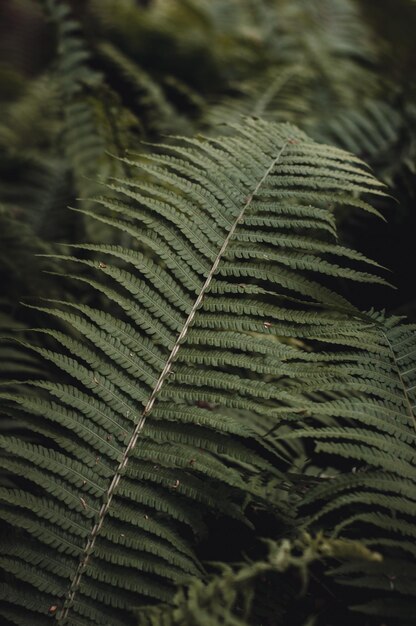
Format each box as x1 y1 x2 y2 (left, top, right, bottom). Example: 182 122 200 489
205 0 378 125
42 0 133 206
275 312 416 623
2 2 416 625
0 118 389 625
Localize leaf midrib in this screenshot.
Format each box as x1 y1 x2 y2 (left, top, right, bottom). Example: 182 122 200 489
57 139 290 622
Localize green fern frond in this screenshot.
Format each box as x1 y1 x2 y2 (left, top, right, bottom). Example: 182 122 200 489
274 312 416 621
0 119 386 624
311 98 416 185
135 533 381 626
43 0 137 207
205 0 379 132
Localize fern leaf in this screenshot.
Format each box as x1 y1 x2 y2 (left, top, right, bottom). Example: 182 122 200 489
0 119 385 623
278 313 416 620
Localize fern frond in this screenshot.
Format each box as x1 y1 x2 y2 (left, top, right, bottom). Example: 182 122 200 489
42 0 137 207
135 533 381 626
205 0 379 133
98 42 190 136
275 312 416 621
311 99 416 185
0 119 385 624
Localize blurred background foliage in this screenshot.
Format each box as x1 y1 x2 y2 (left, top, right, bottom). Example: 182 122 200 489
1 0 416 338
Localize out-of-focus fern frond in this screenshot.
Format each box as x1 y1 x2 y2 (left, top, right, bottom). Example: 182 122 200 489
88 0 276 88
0 73 72 235
205 65 311 130
135 533 382 626
43 0 138 205
310 96 416 186
97 42 192 136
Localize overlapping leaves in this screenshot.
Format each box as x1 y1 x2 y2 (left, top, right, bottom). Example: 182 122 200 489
0 119 387 625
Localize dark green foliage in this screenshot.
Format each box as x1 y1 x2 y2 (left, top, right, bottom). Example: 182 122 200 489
0 119 386 624
1 2 416 626
282 313 416 622
135 534 383 626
